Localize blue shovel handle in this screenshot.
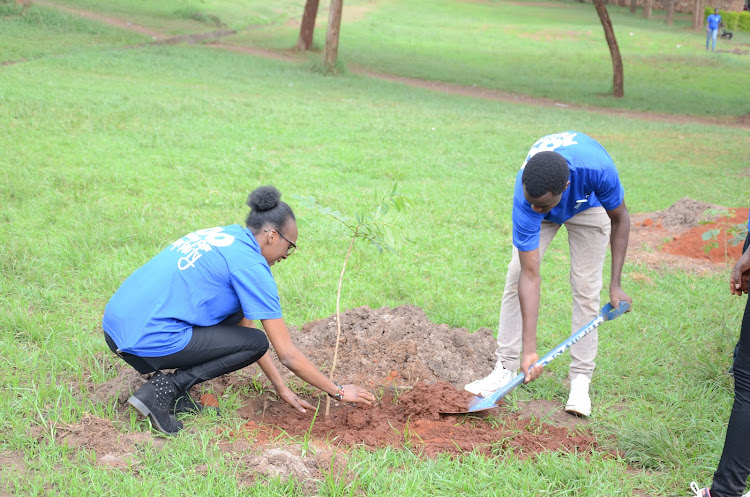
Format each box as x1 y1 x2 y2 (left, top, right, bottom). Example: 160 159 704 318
468 301 630 412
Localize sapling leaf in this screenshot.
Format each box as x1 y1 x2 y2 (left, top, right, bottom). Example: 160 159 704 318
293 182 412 416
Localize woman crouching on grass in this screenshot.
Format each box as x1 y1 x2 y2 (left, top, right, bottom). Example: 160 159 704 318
102 185 374 435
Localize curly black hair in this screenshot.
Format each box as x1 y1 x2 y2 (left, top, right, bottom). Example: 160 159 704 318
522 151 570 199
245 185 296 234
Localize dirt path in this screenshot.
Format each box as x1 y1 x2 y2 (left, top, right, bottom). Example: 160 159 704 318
21 0 750 129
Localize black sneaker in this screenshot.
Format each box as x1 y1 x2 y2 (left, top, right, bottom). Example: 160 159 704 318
171 390 220 416
128 372 183 435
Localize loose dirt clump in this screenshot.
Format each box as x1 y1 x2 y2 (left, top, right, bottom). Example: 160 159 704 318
234 382 597 458
54 415 161 468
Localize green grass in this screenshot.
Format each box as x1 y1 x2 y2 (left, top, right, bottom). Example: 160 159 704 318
233 0 750 117
1 2 750 496
0 3 147 61
7 0 750 117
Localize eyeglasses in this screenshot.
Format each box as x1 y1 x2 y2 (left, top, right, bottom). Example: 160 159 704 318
264 229 296 256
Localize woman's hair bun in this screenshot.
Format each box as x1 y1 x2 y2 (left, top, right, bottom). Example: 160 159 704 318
247 185 281 212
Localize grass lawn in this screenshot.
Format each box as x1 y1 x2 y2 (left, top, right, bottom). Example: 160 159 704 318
1 2 749 496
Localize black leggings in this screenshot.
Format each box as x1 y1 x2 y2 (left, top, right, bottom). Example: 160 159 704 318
711 235 750 497
104 311 269 393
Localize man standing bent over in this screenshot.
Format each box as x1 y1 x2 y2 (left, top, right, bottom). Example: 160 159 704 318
465 131 632 416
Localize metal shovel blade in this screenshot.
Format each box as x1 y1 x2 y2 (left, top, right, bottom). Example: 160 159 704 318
443 301 630 415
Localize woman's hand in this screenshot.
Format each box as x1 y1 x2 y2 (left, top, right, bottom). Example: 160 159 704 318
340 384 375 405
277 387 316 414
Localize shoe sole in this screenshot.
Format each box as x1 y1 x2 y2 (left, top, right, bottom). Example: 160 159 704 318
128 395 180 435
564 405 591 417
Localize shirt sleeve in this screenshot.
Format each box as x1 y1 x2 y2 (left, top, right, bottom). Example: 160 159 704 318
229 264 283 320
593 164 625 211
512 195 544 251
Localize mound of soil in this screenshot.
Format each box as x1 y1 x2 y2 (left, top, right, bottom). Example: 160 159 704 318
287 304 498 390
629 199 747 271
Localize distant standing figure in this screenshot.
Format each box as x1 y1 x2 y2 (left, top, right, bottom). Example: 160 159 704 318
707 8 722 52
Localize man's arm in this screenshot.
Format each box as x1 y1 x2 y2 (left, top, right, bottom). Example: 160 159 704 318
606 200 632 308
518 248 544 383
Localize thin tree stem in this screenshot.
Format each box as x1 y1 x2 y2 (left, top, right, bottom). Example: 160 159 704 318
325 226 359 416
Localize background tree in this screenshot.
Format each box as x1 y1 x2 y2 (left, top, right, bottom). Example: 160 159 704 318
643 0 654 19
630 0 638 14
692 0 705 30
296 0 320 51
593 0 625 97
323 0 344 71
665 0 676 24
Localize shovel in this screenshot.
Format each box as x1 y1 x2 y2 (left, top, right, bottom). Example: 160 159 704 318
448 300 630 414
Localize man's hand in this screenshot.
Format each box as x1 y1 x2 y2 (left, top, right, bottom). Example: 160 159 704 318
730 249 750 296
277 387 316 414
521 352 542 384
340 385 376 405
609 284 632 310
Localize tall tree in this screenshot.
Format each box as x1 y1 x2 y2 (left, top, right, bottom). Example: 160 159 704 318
691 0 705 30
592 0 624 97
665 0 676 24
323 0 343 71
643 0 654 19
630 0 638 14
296 0 320 51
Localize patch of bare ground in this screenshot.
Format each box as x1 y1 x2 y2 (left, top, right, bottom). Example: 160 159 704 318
629 198 748 274
54 415 163 469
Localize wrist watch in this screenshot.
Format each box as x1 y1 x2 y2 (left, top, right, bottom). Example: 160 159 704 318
328 383 345 400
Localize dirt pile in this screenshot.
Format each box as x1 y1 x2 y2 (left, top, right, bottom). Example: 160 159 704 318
286 305 498 390
629 199 747 271
656 198 725 231
235 382 597 458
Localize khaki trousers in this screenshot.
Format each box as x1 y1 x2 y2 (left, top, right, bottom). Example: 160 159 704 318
495 207 611 380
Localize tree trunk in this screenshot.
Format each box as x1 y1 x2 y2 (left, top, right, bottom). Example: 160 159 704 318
296 0 320 51
322 0 343 72
691 0 704 30
592 0 624 98
643 0 653 18
630 0 638 14
665 0 676 24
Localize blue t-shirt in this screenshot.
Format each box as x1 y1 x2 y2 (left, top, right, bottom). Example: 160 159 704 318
707 14 721 30
512 131 625 252
103 225 282 357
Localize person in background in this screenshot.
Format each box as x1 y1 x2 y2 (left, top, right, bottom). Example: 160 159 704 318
706 8 722 52
103 185 374 435
465 131 631 417
691 212 750 497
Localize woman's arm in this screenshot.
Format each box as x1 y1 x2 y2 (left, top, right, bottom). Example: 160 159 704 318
260 317 375 405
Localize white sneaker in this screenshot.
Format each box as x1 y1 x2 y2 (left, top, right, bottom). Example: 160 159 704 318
464 363 514 397
689 481 750 496
565 374 592 417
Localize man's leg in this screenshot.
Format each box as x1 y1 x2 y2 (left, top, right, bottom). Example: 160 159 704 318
565 207 611 380
710 293 750 497
712 29 718 51
495 220 562 371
